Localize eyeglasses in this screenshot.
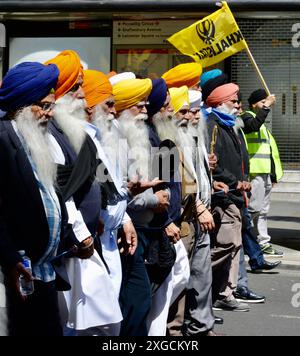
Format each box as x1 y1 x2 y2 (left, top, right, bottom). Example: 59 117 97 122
189 109 200 114
178 109 189 115
69 83 81 93
34 102 56 111
105 100 115 108
135 101 149 110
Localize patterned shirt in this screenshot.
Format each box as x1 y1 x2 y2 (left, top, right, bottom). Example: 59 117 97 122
12 122 61 282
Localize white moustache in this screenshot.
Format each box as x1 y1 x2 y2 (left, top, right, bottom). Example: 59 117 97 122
134 113 148 122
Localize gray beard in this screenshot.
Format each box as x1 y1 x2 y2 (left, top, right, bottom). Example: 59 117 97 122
15 107 57 189
118 110 151 180
233 116 245 135
54 93 87 154
152 111 177 143
216 102 238 116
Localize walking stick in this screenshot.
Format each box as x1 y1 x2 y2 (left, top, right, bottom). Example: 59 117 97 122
210 125 218 183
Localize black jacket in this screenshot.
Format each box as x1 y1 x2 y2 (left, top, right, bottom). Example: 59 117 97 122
207 112 246 209
241 107 270 134
0 118 70 289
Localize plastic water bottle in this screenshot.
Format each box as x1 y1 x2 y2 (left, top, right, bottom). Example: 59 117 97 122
18 250 34 296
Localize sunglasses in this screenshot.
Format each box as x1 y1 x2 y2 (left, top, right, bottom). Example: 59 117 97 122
35 102 56 111
69 83 81 93
178 109 189 115
135 101 150 110
105 100 115 108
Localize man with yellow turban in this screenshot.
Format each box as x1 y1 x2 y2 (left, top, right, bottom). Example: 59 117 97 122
162 62 202 89
46 51 121 335
112 77 174 336
150 85 192 337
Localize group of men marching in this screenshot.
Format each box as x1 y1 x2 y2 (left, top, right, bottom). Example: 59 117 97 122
0 50 282 336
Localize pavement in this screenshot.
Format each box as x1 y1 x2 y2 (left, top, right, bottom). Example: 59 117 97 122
266 199 300 271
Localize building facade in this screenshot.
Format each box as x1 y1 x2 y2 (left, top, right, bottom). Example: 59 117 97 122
0 0 300 170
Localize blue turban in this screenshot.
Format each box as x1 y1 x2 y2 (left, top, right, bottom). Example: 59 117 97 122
200 69 223 87
0 62 59 112
147 78 168 118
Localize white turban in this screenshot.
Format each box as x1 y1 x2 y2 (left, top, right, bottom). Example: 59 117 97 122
188 90 202 109
109 72 136 86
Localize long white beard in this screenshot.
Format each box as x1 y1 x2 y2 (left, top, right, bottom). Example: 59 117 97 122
92 105 119 157
54 93 87 154
152 111 177 143
233 116 245 135
188 114 207 161
118 110 151 180
15 107 57 189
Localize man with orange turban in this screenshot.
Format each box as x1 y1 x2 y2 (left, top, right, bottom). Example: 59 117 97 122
162 62 202 89
46 51 122 335
206 82 251 312
82 69 138 335
45 49 83 100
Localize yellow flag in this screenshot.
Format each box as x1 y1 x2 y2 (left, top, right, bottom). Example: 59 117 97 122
167 1 248 67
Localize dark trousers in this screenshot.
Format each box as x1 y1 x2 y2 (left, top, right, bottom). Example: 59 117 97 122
242 208 265 269
119 231 151 336
6 280 62 336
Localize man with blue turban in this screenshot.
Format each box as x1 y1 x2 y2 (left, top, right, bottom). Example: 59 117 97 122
0 62 67 336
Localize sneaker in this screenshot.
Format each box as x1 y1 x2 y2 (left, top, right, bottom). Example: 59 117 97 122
213 298 250 312
234 287 265 304
261 245 284 257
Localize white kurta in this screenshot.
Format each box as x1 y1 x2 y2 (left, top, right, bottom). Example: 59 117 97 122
85 124 129 298
62 251 123 330
49 132 122 330
147 239 190 336
0 268 7 336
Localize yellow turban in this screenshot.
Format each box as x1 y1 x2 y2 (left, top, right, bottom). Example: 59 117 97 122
113 78 152 112
82 70 113 108
162 63 202 89
45 50 83 99
169 86 189 114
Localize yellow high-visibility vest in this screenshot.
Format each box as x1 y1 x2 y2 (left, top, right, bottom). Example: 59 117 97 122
244 111 283 181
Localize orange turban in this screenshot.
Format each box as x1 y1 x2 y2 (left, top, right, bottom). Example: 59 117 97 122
206 83 239 108
113 78 152 112
82 70 113 108
106 71 117 79
169 86 189 114
162 63 202 89
45 50 83 99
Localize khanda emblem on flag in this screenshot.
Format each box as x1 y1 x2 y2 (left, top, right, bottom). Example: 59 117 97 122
196 19 216 45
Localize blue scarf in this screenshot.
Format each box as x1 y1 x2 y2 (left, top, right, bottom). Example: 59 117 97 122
211 108 236 127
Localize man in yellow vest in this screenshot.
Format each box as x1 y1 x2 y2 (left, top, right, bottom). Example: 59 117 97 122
241 89 284 257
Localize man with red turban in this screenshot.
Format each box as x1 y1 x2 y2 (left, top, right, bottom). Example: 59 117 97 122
205 83 251 312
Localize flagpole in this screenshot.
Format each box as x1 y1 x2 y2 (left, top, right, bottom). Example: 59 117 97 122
244 46 271 96
216 2 271 96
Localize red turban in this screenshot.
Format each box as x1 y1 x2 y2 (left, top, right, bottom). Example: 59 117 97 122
206 83 239 108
